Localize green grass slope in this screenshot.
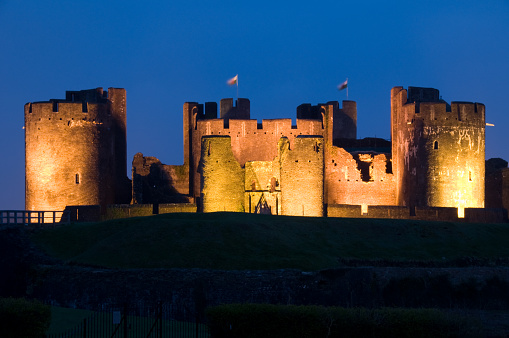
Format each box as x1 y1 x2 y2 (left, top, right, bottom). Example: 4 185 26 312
31 212 509 270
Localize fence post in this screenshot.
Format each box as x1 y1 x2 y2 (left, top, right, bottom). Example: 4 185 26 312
196 317 199 338
83 318 86 338
124 304 128 338
159 302 163 338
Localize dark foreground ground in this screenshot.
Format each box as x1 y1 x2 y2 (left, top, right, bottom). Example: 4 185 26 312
2 213 509 336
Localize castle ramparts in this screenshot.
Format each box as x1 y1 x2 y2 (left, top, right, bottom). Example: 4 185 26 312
25 86 508 222
391 86 485 209
24 88 130 212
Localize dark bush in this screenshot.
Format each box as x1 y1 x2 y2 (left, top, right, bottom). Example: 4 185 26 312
0 297 51 338
206 304 483 338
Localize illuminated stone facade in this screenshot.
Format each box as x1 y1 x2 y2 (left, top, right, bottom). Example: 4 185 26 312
26 86 489 218
391 87 485 209
24 88 130 211
132 86 487 216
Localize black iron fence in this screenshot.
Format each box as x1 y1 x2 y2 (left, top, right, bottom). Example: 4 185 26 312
47 303 210 338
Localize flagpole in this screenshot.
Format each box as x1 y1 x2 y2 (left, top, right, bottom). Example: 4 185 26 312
237 76 239 102
346 78 348 100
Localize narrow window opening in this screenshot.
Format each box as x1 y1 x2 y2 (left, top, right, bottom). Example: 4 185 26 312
469 171 472 181
52 101 58 112
434 141 438 150
75 173 80 184
82 101 88 112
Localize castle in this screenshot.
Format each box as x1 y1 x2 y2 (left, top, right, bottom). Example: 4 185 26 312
24 88 131 212
25 86 502 221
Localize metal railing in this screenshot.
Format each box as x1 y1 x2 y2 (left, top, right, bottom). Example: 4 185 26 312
46 303 210 338
0 210 70 225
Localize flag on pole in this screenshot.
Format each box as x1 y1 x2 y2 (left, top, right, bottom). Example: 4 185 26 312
337 79 348 91
227 75 238 86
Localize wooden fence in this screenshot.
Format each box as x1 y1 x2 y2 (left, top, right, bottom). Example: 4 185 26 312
0 210 70 225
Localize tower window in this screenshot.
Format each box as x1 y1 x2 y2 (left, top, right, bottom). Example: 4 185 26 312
75 173 80 184
433 141 438 150
469 171 472 181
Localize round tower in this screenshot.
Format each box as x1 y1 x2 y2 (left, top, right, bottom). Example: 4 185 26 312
24 87 127 211
391 86 485 209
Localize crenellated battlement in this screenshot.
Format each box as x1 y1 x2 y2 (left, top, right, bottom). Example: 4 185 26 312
25 87 126 124
220 98 250 121
25 85 490 220
404 101 486 126
393 87 485 127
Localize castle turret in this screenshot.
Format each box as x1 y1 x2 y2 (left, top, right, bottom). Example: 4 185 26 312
219 98 250 127
279 136 324 217
391 86 485 210
199 136 245 212
24 87 129 212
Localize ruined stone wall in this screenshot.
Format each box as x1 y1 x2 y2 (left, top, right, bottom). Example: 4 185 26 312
25 88 128 212
105 204 154 219
131 153 190 204
185 101 353 199
279 136 324 217
391 87 485 208
244 161 281 214
324 146 396 206
200 136 245 212
65 205 102 222
327 204 506 223
159 203 197 214
333 100 357 140
503 169 509 211
190 118 323 198
485 159 509 210
104 203 197 220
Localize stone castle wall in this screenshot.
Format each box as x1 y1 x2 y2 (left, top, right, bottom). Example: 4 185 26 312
324 147 396 206
279 137 324 217
131 153 190 204
244 161 281 214
26 86 501 222
185 99 357 199
391 86 485 208
24 88 129 212
200 136 245 212
327 204 505 223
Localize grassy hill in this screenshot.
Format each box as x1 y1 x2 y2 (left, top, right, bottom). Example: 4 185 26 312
31 212 509 271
